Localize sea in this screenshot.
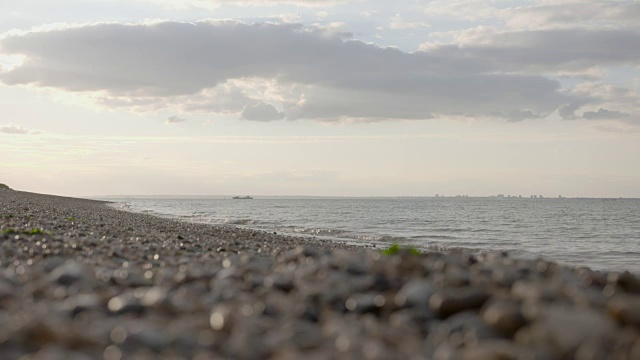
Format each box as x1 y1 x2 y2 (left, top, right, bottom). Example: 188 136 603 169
104 196 640 274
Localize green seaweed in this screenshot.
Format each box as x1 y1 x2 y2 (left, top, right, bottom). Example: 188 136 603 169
24 228 47 235
67 216 76 221
2 228 17 235
2 228 48 236
382 244 421 256
382 244 401 255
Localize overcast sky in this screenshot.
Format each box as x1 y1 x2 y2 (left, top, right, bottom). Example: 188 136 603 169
1 0 639 197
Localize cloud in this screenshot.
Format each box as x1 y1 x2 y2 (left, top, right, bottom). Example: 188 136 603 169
389 14 430 30
558 102 585 120
504 1 640 29
582 108 628 120
166 115 187 124
0 123 33 135
422 0 498 21
241 102 285 121
0 20 593 122
422 28 640 74
142 0 351 10
569 82 640 122
422 1 640 29
0 21 345 96
588 120 640 134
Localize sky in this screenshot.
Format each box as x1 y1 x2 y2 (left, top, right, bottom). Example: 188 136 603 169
1 0 639 197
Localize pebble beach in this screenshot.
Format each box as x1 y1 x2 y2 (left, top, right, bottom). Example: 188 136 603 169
1 188 640 359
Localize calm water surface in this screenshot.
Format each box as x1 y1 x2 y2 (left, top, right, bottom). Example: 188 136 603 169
105 197 640 273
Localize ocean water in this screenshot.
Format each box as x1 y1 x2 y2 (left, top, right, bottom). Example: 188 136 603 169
105 197 640 273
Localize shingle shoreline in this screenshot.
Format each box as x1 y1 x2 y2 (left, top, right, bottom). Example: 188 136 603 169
1 189 639 359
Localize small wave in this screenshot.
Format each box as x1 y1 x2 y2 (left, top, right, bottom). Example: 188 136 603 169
420 243 465 252
430 228 468 232
179 213 218 220
471 228 498 233
569 235 598 239
352 234 409 243
599 250 640 256
424 235 459 239
224 218 256 225
275 226 347 237
109 202 131 210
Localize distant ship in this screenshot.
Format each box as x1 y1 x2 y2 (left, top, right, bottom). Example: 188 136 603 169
232 196 253 199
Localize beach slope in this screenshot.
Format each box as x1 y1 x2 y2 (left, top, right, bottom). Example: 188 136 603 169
1 190 639 359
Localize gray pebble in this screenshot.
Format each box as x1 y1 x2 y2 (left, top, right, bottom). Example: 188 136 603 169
395 280 434 308
482 300 526 336
515 305 617 357
48 260 90 286
607 295 640 327
429 287 490 318
108 293 145 315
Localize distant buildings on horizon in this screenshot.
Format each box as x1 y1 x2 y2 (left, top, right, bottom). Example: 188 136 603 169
434 194 567 199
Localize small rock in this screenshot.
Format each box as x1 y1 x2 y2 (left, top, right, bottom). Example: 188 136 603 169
264 273 294 292
42 256 67 272
515 305 617 357
25 318 63 347
482 300 526 336
140 287 168 308
433 267 469 287
227 317 269 360
631 339 640 360
108 293 145 315
63 294 103 316
458 340 521 360
123 326 169 352
389 308 437 335
491 266 520 287
429 287 490 318
607 296 640 327
610 271 640 294
210 304 235 332
511 280 561 302
395 280 434 308
425 312 503 355
274 320 323 350
345 293 385 314
0 278 14 300
574 340 611 360
295 246 318 258
48 260 90 286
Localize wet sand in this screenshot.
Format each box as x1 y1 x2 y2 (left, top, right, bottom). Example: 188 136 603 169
1 189 640 359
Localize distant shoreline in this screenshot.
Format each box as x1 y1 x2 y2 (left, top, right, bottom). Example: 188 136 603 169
92 194 639 200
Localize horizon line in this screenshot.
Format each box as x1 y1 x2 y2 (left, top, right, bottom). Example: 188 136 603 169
87 194 639 200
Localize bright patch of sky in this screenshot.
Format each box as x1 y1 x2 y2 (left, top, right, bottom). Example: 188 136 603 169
1 0 639 197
